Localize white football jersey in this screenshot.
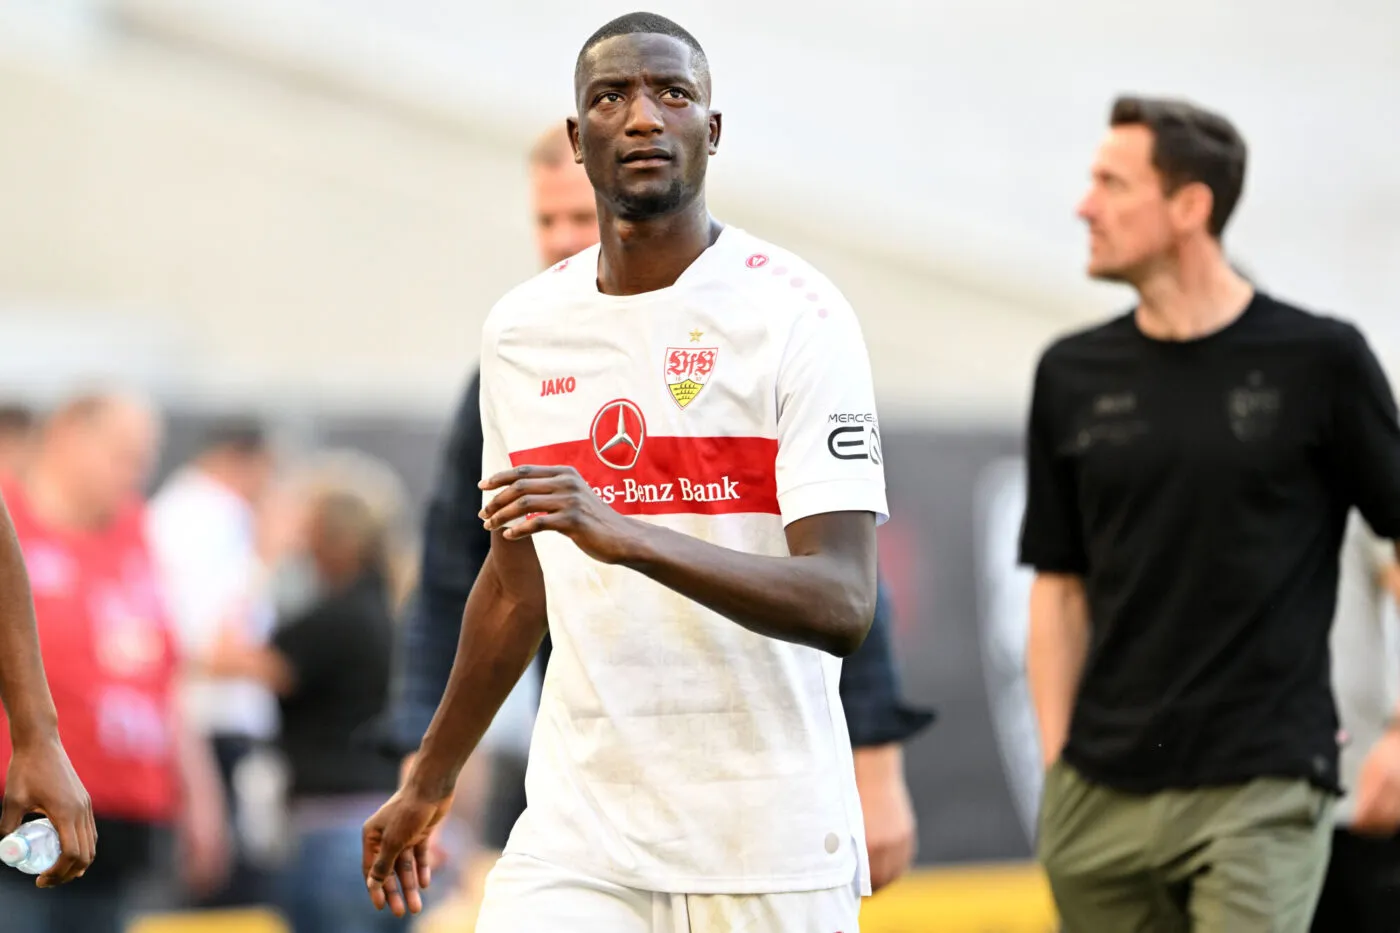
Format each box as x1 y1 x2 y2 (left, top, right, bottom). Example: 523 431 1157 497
479 225 889 895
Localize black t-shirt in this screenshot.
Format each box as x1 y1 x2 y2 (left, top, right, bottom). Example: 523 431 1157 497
1019 292 1400 793
274 574 401 798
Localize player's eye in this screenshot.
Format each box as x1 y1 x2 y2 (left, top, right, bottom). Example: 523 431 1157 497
661 88 690 101
595 92 624 106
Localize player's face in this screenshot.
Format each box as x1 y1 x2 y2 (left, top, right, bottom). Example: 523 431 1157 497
531 159 598 268
571 33 719 222
1077 126 1179 283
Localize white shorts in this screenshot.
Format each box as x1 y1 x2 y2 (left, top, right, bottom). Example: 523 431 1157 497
474 852 862 933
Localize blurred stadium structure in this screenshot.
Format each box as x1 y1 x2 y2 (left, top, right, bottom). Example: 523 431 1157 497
1 1 1396 930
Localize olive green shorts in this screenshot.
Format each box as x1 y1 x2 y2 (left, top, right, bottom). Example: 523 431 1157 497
1038 760 1334 933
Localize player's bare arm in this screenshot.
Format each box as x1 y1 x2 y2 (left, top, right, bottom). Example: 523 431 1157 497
1386 545 1400 605
0 497 96 887
480 465 877 656
362 531 547 917
1027 572 1090 769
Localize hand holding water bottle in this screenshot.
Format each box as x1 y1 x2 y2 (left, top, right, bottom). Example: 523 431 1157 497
1 818 61 875
1 735 96 887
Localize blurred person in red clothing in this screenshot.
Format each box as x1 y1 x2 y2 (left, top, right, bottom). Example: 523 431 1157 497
0 390 228 933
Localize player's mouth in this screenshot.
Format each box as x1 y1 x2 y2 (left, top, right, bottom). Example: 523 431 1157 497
620 148 672 168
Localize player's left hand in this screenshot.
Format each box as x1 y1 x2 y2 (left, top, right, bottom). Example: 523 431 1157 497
1352 728 1400 836
480 466 638 564
854 743 917 893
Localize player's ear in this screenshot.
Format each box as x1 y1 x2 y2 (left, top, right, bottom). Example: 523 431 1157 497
567 117 583 164
708 111 722 156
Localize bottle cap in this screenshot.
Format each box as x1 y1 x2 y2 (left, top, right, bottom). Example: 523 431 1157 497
0 835 29 866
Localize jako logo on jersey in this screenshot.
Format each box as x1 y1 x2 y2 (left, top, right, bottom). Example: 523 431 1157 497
665 347 718 409
541 376 577 397
590 399 646 470
746 253 769 269
552 258 570 272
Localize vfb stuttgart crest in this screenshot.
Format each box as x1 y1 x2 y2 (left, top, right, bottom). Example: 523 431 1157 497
664 347 718 409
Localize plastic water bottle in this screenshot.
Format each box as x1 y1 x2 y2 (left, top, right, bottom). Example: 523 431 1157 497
0 818 61 875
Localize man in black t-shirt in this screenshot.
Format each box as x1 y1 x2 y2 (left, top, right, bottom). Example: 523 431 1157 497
1021 95 1400 932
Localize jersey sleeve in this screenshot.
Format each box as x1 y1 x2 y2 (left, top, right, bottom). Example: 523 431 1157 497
1330 324 1400 539
478 319 514 514
773 296 889 526
1018 350 1089 574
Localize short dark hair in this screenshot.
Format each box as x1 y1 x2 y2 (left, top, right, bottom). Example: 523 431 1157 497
574 12 709 94
0 404 34 435
199 415 269 457
1110 95 1247 238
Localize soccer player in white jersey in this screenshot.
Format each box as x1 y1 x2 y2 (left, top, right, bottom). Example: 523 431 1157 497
362 12 887 931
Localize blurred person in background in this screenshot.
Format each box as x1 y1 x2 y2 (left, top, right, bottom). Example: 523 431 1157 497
0 405 37 481
146 417 280 908
383 120 932 929
0 391 228 933
208 450 405 933
1024 96 1400 931
1312 513 1400 931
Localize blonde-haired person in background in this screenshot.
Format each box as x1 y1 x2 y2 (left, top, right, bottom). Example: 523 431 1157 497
208 449 411 933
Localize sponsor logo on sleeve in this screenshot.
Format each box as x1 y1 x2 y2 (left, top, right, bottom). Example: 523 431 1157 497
826 414 881 465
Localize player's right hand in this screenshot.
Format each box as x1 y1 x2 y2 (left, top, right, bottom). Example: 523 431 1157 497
362 786 454 917
399 753 450 871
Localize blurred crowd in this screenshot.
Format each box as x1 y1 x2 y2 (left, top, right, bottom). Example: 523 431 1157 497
0 392 459 932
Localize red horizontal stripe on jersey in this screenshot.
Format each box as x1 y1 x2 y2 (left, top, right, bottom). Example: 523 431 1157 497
508 436 780 516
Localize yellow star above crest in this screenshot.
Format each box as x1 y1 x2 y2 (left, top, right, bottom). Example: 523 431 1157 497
689 329 703 343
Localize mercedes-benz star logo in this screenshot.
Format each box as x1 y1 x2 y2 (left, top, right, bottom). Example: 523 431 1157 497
590 399 646 470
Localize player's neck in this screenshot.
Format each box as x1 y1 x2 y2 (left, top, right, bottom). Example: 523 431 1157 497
595 199 722 297
1133 240 1254 342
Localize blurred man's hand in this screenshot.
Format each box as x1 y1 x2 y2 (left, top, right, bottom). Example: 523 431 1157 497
1383 559 1400 607
178 781 231 897
1 734 96 887
854 743 917 893
1353 728 1400 836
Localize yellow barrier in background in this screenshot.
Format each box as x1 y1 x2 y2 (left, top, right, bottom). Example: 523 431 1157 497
860 862 1058 932
130 909 287 933
127 861 1057 932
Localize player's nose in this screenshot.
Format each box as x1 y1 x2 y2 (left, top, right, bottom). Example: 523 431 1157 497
623 93 665 136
